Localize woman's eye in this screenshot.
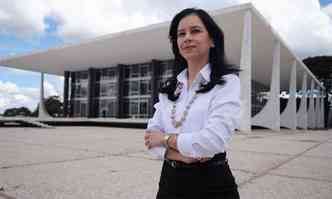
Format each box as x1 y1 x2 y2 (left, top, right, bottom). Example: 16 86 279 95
177 32 186 37
191 29 201 34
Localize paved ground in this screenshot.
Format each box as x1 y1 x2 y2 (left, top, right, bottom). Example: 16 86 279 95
0 127 331 199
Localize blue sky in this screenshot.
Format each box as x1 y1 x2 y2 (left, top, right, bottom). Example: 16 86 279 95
321 0 332 6
0 0 332 114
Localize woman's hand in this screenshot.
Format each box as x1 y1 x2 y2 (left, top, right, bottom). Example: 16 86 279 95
144 130 164 149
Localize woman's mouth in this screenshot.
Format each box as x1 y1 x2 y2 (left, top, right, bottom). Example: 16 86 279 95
182 45 196 50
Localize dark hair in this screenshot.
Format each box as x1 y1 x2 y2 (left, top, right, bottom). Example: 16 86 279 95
160 8 239 101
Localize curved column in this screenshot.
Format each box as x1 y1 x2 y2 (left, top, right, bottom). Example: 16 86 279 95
314 92 320 129
252 39 280 131
38 72 51 118
308 80 316 129
280 61 297 129
318 91 324 128
321 91 325 128
239 10 252 132
297 73 307 129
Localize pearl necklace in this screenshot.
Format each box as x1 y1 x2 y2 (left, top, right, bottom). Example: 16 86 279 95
171 91 199 128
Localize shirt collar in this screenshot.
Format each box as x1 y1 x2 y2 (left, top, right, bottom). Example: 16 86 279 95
176 63 211 84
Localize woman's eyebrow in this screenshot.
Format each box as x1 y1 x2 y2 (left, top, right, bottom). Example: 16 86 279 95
191 25 203 29
177 25 203 32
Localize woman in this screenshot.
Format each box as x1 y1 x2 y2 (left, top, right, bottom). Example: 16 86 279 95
144 8 240 199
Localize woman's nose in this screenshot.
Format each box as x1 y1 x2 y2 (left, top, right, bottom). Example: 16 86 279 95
183 32 192 42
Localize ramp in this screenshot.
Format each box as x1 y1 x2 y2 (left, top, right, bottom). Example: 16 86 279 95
0 117 53 128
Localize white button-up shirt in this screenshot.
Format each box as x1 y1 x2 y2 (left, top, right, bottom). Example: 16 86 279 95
147 63 240 159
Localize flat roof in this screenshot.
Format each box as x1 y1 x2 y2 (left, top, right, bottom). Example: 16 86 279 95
0 3 323 90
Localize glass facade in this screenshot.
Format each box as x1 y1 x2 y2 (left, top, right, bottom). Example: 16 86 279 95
72 71 89 117
65 60 172 118
123 63 153 118
98 68 118 117
157 60 174 90
63 59 275 119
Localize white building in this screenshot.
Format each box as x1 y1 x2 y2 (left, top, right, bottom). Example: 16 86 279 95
0 3 326 131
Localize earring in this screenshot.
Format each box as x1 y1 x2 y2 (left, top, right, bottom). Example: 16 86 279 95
211 42 215 48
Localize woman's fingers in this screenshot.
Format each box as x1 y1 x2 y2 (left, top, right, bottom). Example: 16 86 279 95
144 132 150 140
144 131 164 149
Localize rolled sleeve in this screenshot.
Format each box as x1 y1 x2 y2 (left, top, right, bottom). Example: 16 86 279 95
146 101 167 160
177 133 198 157
177 75 240 158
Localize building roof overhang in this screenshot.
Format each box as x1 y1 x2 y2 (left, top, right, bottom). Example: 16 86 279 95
0 3 324 90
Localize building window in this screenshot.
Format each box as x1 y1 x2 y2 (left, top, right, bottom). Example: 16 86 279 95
140 80 151 95
74 84 88 98
73 100 88 117
157 60 174 91
75 71 88 83
129 81 139 96
100 82 117 97
100 68 117 80
124 97 151 118
99 99 117 117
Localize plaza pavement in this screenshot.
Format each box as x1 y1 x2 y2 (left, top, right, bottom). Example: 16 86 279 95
0 126 331 199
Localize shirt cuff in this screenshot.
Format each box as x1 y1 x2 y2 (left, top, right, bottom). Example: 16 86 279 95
147 147 166 160
177 133 197 158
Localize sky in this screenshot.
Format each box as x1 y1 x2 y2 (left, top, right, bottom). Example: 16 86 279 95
0 0 332 114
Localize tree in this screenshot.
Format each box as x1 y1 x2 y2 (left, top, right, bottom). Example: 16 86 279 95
32 95 64 117
303 56 332 94
3 107 32 117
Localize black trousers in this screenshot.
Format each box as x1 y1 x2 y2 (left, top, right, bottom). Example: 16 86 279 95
156 155 240 199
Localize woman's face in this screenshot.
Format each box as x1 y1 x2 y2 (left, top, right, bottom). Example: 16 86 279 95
177 14 213 63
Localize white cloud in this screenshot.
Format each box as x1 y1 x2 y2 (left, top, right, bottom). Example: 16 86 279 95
0 80 61 114
238 0 332 57
0 0 49 37
0 0 237 39
44 80 59 97
0 0 331 56
0 81 19 94
323 3 332 18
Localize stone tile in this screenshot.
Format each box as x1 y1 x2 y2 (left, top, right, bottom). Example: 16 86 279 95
0 156 161 199
270 130 332 143
303 142 332 159
0 127 146 155
227 150 291 174
231 169 254 185
0 141 101 168
1 127 332 199
270 156 332 182
229 136 316 155
239 174 332 199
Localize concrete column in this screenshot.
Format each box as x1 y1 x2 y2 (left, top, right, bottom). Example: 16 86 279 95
87 68 98 118
151 60 161 117
297 73 307 129
239 10 252 132
318 90 324 128
69 72 76 117
116 64 126 118
315 89 321 129
321 91 326 128
63 71 70 117
38 73 51 118
308 80 315 129
280 61 297 129
252 39 280 131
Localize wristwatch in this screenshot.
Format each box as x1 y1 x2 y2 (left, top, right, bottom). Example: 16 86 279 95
163 134 171 148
